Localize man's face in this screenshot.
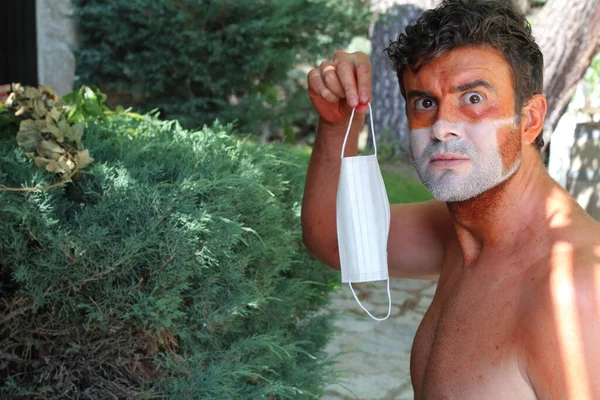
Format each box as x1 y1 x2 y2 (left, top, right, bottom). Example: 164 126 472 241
403 46 522 202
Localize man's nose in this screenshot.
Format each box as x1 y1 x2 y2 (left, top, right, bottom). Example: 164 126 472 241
431 119 465 142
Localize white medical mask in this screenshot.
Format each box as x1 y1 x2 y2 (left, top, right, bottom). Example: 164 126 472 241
336 103 392 321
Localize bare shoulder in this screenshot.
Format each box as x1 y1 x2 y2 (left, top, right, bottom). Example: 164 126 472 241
520 234 600 398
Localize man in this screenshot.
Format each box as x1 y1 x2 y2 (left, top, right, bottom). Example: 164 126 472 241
301 0 600 398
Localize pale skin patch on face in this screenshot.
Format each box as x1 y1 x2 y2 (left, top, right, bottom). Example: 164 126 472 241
409 117 521 202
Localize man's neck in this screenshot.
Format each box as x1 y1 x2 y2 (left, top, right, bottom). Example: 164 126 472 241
446 148 558 266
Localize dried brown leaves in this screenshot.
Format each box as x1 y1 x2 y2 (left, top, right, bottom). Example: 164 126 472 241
3 83 95 182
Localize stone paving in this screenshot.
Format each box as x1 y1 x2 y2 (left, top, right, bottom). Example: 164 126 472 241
322 279 437 400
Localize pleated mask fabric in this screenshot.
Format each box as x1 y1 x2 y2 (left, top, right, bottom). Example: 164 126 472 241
336 103 392 321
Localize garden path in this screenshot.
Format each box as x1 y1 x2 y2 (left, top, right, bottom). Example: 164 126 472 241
322 279 437 400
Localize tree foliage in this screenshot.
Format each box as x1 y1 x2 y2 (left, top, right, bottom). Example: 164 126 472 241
0 115 338 398
74 0 370 135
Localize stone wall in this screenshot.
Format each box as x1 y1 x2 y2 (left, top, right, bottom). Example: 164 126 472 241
36 0 77 95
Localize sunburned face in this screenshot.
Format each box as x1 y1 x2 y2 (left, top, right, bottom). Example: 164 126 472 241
403 46 523 202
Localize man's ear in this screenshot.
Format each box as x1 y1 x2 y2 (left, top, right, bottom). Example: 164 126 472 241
520 94 547 145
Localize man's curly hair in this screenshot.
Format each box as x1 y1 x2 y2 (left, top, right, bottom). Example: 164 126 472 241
385 0 544 148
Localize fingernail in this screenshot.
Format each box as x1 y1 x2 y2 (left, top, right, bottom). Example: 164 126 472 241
359 93 369 103
348 95 358 107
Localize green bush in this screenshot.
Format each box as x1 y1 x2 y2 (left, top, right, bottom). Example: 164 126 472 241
380 165 432 204
74 0 370 136
0 115 338 398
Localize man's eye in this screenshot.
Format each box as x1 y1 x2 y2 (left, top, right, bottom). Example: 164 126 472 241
415 98 435 110
464 92 484 104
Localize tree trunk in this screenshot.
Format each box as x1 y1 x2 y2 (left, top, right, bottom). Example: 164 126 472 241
511 0 532 15
533 0 600 151
369 1 439 160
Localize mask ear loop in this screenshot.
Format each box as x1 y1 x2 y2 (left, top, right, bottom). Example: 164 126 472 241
340 103 377 159
340 103 392 321
349 279 392 321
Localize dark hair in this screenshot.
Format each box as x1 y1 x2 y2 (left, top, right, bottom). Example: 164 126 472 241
385 0 544 148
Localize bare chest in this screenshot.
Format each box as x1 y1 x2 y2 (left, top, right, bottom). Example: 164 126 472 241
410 263 538 399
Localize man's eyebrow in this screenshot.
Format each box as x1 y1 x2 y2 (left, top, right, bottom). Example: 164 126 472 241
453 79 495 93
406 89 437 101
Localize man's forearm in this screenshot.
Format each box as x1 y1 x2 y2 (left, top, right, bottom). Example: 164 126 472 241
301 116 364 268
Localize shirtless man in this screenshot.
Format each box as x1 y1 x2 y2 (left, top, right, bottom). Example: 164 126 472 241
301 0 600 398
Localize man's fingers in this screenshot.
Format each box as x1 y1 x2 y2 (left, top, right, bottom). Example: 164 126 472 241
307 68 339 103
353 54 372 105
306 51 372 123
333 59 359 108
320 62 345 99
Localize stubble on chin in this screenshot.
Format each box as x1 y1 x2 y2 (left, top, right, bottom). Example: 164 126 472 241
411 142 521 203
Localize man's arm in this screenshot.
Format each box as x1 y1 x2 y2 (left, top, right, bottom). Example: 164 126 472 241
301 50 454 279
387 200 454 279
301 116 361 269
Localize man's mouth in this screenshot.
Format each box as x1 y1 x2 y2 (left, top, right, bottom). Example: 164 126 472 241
429 153 470 167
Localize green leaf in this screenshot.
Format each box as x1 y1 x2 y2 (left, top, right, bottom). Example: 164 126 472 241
67 105 82 123
61 90 80 104
83 100 103 118
16 120 45 150
83 86 97 101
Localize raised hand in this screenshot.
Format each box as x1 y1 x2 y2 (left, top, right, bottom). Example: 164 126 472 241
307 51 372 125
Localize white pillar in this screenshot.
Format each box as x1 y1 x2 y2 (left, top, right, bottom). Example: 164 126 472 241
36 0 77 96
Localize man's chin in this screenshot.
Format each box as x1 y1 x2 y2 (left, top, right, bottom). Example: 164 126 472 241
429 188 479 203
417 156 522 203
427 168 521 203
417 172 477 202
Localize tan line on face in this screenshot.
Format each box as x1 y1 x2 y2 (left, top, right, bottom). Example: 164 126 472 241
408 117 521 202
408 117 517 136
